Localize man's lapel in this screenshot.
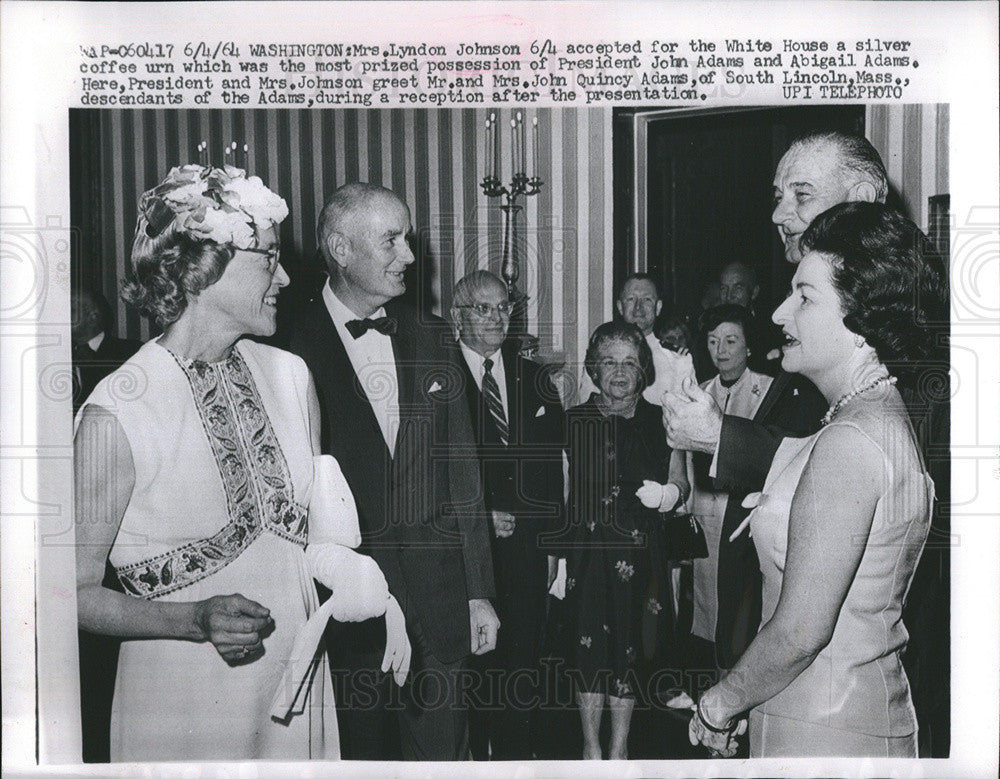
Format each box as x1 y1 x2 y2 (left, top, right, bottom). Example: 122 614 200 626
753 370 790 423
456 347 484 435
318 300 390 458
389 315 415 416
501 344 523 444
92 335 110 359
385 301 420 471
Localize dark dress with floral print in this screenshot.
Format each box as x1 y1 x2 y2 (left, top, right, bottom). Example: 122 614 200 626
563 397 674 699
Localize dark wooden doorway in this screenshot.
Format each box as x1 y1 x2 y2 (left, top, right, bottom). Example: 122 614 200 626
614 106 865 323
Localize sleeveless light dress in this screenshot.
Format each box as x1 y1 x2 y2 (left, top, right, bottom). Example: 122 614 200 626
79 339 342 761
747 390 932 757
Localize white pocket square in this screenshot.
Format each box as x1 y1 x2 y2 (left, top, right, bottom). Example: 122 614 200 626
535 406 546 417
428 381 443 393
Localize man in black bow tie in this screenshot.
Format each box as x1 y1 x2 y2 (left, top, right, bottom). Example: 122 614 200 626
288 183 497 761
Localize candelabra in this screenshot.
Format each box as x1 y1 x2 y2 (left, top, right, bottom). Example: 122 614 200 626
196 140 250 169
480 111 543 354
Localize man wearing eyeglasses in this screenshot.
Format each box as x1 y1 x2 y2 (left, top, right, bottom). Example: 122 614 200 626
288 183 497 761
451 270 566 761
576 273 696 406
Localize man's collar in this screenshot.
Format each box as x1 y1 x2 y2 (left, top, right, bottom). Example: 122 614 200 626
458 339 500 371
87 332 106 351
323 281 386 328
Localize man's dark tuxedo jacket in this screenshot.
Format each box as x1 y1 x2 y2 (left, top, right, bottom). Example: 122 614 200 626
454 341 565 602
288 294 494 664
73 334 143 412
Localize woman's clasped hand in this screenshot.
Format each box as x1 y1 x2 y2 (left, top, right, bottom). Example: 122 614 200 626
688 701 748 758
194 593 274 664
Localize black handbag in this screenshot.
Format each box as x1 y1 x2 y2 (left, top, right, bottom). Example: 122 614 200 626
663 511 709 560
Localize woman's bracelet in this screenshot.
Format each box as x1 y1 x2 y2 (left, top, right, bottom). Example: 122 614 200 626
696 697 733 734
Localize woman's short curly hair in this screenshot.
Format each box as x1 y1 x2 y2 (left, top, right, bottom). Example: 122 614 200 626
584 321 655 394
699 304 754 352
800 201 948 366
122 221 235 327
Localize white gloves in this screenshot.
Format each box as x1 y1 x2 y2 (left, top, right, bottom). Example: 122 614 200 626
306 544 410 686
548 557 568 600
381 595 410 686
305 454 410 686
635 480 681 512
305 543 390 622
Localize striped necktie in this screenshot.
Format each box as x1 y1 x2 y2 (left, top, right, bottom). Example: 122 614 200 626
481 357 509 446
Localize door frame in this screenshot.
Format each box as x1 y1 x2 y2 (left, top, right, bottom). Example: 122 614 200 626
627 106 774 274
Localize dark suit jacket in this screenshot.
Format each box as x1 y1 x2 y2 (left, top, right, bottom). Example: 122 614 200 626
746 314 784 377
73 334 143 412
288 294 494 664
454 342 565 601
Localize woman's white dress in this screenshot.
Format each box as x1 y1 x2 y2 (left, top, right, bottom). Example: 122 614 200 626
79 339 348 761
689 369 771 641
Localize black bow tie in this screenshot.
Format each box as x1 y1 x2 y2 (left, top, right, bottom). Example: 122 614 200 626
345 316 397 339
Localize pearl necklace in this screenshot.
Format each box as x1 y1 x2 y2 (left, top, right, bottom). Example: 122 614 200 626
821 374 896 426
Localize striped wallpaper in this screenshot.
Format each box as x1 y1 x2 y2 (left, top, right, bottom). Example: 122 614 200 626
866 103 949 232
72 105 945 383
73 108 614 374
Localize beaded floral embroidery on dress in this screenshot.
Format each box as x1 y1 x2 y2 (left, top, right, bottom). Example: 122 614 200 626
116 346 307 599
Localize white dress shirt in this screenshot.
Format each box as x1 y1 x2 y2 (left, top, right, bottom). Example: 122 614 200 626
576 331 696 406
322 283 400 455
458 340 510 421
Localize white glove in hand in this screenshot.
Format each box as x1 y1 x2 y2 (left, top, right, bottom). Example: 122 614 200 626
270 543 391 721
548 557 567 600
306 543 390 622
381 595 411 686
635 480 681 511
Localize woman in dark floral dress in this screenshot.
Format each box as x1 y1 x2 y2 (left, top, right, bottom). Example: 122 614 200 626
564 321 690 759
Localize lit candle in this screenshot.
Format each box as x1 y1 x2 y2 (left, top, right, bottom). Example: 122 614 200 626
517 112 525 176
485 117 492 179
510 118 518 178
242 144 249 169
532 116 539 179
491 112 499 180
